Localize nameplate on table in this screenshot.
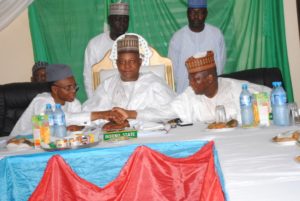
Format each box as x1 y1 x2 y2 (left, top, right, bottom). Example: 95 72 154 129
103 129 138 141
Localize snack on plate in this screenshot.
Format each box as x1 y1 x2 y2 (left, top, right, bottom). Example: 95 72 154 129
67 125 85 132
6 137 34 150
272 131 300 142
226 119 238 128
207 122 227 129
7 138 34 146
102 120 130 131
295 156 300 163
207 119 238 129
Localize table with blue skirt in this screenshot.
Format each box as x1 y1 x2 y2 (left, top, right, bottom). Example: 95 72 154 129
1 123 300 201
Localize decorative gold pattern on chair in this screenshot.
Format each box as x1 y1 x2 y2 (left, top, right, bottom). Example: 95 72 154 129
92 47 175 91
92 49 113 90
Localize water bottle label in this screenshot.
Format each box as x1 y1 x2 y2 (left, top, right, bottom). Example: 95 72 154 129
54 114 65 126
270 95 275 105
274 94 287 105
47 114 54 126
240 96 251 107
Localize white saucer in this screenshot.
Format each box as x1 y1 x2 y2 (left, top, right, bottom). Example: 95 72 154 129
273 140 297 146
205 127 236 133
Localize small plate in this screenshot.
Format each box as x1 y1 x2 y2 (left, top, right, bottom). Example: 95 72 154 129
272 135 297 146
205 127 236 133
273 139 297 146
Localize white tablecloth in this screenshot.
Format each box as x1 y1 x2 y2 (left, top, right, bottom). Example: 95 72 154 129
1 123 300 201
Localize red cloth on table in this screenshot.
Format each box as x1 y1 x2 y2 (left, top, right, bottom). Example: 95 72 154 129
29 141 225 201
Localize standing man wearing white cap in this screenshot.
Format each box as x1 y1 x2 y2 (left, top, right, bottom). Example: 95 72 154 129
168 0 226 94
84 2 129 99
10 64 124 136
114 51 270 123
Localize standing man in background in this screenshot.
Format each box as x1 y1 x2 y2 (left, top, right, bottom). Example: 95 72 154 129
84 2 129 98
168 0 226 94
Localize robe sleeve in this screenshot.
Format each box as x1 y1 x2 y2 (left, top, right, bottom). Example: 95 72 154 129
65 99 91 126
248 82 271 95
137 90 192 123
147 80 176 109
82 81 112 112
65 112 91 126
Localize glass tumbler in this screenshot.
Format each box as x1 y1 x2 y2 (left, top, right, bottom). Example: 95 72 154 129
215 105 227 123
288 102 300 125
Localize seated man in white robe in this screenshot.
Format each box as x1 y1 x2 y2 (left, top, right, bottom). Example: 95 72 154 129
114 51 271 123
10 64 123 136
82 34 176 113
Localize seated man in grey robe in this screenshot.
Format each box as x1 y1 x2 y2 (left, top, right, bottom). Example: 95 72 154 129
114 51 271 123
82 34 176 115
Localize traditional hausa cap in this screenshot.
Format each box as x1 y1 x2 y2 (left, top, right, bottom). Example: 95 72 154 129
117 34 139 53
185 51 216 73
109 2 129 16
32 61 48 73
46 64 73 82
188 0 207 8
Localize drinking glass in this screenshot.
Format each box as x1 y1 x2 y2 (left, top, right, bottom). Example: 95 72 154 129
215 105 227 123
288 102 300 125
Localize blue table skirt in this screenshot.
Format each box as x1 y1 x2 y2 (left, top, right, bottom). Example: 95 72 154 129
0 140 228 201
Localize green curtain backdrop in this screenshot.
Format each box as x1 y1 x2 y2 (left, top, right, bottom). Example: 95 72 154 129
28 0 293 102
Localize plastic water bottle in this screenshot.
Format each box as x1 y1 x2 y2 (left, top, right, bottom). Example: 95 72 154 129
269 82 278 121
240 84 254 126
45 104 55 137
53 104 67 138
270 82 277 108
272 82 289 126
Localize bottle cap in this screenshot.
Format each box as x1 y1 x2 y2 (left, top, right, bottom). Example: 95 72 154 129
242 83 248 89
46 104 52 109
277 81 282 87
55 103 61 108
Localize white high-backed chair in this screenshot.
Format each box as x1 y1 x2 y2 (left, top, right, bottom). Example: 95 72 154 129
92 33 175 91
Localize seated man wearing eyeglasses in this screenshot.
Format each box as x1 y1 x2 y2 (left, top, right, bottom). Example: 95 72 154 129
10 64 123 136
82 34 176 115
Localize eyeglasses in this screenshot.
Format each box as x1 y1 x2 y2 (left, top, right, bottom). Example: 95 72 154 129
54 84 79 92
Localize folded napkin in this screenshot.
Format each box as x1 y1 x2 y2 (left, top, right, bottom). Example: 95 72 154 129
6 142 33 151
130 121 168 137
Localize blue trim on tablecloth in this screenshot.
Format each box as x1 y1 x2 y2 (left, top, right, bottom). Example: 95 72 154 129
0 140 228 201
